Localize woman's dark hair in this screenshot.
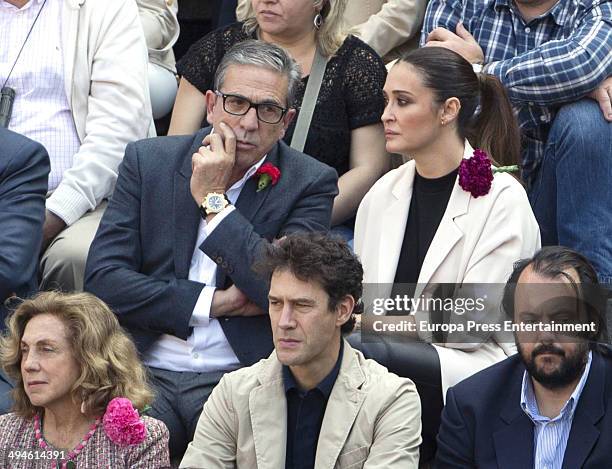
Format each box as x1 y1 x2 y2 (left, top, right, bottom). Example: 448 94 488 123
398 47 521 167
501 246 607 343
257 232 363 335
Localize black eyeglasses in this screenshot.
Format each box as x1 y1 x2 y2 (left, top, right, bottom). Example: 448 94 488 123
214 90 287 124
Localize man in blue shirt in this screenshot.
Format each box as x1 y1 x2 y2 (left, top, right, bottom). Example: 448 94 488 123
180 233 422 468
421 0 612 284
435 246 612 468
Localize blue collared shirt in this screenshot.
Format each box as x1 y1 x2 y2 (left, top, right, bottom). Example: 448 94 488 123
520 350 592 469
421 0 612 181
283 340 344 469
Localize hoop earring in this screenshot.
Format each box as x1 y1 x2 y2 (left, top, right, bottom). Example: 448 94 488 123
313 13 323 30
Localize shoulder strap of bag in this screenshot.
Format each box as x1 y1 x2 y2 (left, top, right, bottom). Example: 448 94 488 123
290 47 328 153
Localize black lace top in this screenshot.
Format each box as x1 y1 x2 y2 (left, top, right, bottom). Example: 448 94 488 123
177 22 387 176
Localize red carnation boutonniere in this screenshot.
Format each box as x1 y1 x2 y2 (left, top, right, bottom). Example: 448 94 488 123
458 148 519 198
253 162 281 192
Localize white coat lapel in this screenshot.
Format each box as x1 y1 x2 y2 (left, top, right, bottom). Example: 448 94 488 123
378 163 415 287
314 343 367 469
249 357 287 469
416 141 475 289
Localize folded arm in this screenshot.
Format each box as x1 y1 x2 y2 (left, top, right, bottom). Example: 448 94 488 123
351 0 428 58
484 6 612 105
46 0 151 226
202 165 338 309
422 0 612 105
84 143 203 340
137 0 179 52
0 138 49 302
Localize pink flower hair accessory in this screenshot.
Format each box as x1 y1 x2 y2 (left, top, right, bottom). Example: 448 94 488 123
103 397 147 446
458 148 519 198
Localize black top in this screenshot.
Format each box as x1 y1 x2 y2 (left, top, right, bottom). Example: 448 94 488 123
394 168 459 285
283 340 344 469
177 22 387 177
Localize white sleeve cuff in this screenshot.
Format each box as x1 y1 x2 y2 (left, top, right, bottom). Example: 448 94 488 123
204 204 235 235
189 286 216 326
46 184 96 226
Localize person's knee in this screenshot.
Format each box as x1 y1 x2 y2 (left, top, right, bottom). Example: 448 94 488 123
551 99 607 143
40 236 89 291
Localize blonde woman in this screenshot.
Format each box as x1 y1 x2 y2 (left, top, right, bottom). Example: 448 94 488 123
0 292 169 468
169 0 388 236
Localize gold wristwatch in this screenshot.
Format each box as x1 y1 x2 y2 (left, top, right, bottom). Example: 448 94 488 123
200 192 229 218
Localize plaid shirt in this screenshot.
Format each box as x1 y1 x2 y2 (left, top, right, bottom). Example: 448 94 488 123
421 0 612 178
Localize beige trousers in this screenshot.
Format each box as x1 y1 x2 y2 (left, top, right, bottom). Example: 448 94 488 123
39 202 106 292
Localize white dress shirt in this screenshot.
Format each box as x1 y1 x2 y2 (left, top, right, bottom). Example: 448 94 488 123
0 0 81 192
143 156 266 372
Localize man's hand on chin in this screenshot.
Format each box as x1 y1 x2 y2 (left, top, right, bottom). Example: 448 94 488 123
190 122 237 206
41 210 66 253
425 23 485 65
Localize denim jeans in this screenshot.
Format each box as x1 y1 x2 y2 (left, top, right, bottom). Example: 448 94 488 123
529 99 612 284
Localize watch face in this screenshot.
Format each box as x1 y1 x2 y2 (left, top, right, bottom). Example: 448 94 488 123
207 195 225 211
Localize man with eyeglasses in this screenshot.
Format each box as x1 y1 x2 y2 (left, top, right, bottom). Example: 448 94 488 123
84 39 338 460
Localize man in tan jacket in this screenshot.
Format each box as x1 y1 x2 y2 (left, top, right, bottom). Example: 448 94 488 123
180 232 421 469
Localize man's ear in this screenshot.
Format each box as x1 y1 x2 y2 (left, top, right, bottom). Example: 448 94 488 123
278 108 296 140
284 108 296 129
205 90 217 126
335 295 355 329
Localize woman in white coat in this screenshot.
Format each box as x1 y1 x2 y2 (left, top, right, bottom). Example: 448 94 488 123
354 47 541 461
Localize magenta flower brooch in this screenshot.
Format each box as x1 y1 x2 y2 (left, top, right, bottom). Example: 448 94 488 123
458 148 519 198
103 397 147 446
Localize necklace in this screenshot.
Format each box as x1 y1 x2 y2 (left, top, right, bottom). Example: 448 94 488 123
34 413 101 469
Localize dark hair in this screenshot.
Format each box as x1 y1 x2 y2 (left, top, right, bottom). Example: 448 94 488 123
398 47 520 167
257 232 363 334
214 39 301 107
501 246 606 342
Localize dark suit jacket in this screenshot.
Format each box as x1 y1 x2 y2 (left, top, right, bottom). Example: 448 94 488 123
84 127 338 365
435 346 612 469
0 128 49 327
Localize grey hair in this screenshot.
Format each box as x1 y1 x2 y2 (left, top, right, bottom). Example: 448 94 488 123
213 39 302 108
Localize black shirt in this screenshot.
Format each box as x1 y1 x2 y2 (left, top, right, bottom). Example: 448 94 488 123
177 22 387 177
394 168 459 285
283 340 344 469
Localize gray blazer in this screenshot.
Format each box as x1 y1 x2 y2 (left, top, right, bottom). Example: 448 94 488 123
85 127 338 364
